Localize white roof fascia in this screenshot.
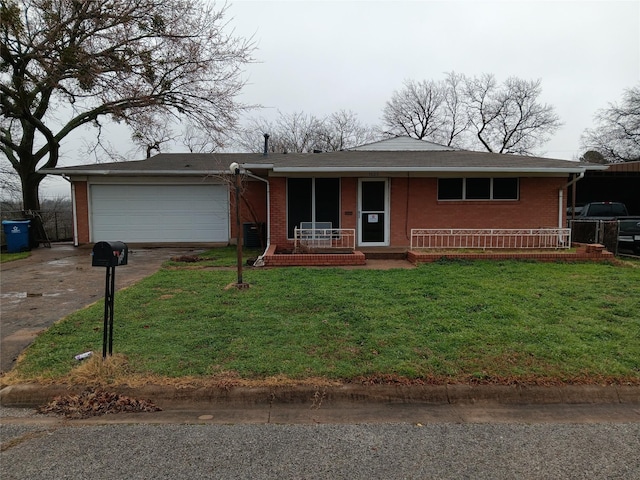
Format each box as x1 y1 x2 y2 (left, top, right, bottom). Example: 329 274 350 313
241 163 274 169
273 166 588 174
39 169 227 176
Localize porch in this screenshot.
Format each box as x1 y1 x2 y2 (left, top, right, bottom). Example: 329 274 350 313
260 227 614 266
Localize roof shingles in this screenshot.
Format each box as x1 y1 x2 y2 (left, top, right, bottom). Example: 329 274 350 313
41 150 597 176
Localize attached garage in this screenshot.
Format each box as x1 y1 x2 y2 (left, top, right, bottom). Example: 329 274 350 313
89 184 229 243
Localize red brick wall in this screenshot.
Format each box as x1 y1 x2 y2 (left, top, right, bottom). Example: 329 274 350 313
230 179 267 241
269 177 287 246
74 181 90 244
72 174 567 249
340 178 358 230
389 176 567 247
267 175 567 249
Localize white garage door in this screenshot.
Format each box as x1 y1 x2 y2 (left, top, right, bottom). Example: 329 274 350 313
90 184 229 242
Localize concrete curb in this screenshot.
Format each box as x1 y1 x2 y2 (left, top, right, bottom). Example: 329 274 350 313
1 383 639 409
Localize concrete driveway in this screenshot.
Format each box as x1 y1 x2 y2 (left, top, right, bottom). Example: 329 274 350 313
0 243 203 373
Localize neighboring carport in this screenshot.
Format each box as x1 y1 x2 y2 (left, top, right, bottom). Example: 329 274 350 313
570 160 640 215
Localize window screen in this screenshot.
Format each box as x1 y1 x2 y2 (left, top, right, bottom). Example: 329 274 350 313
493 178 519 200
466 178 491 199
438 177 519 200
315 178 340 227
287 178 312 238
287 178 340 238
438 178 463 200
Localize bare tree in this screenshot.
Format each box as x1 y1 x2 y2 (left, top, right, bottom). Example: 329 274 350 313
129 112 176 158
270 111 325 153
235 110 380 153
0 0 254 210
581 84 640 163
240 111 324 153
464 75 562 154
0 158 21 201
316 110 380 151
382 79 445 141
440 71 471 147
180 122 221 153
382 72 561 154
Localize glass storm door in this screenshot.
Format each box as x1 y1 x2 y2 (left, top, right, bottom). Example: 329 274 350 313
358 179 389 246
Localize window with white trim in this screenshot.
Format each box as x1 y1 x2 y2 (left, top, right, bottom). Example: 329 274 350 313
437 177 519 200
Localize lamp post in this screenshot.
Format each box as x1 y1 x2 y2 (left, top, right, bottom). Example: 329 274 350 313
229 162 247 288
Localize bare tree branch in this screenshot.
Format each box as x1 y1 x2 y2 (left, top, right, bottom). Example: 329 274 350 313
1 0 254 209
382 79 445 141
581 84 640 163
234 110 381 153
382 72 561 154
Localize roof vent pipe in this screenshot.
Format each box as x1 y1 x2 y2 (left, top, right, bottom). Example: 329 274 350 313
263 133 270 156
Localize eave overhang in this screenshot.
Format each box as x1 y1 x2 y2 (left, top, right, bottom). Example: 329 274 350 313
39 169 228 176
271 166 592 174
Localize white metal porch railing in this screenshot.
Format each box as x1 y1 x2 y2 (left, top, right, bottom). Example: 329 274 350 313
294 228 356 251
410 228 572 250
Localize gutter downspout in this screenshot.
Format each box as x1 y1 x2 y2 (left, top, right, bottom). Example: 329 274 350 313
243 171 270 267
560 171 585 228
62 175 79 247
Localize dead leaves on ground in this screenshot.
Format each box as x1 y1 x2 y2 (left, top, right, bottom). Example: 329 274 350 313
38 389 161 419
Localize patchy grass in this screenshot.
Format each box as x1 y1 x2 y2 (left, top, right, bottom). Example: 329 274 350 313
165 246 264 268
3 259 640 386
0 251 30 263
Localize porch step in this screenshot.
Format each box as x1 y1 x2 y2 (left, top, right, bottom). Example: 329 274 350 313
359 249 408 260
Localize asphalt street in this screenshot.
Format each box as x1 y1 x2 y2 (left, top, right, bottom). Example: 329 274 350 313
2 420 639 479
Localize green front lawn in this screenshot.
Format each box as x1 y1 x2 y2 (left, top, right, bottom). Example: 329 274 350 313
5 257 640 385
0 251 30 263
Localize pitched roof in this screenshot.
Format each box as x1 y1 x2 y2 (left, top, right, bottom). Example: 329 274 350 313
41 150 604 177
350 136 455 151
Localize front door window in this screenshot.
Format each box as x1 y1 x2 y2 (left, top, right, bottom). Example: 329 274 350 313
359 179 388 245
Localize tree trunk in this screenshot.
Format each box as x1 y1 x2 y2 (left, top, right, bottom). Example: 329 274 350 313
21 172 44 211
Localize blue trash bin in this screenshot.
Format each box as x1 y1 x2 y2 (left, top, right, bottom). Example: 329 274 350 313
2 220 31 253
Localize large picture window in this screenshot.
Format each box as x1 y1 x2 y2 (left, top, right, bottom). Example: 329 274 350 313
437 177 519 200
287 178 340 238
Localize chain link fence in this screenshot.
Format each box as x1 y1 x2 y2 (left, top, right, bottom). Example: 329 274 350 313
569 220 620 255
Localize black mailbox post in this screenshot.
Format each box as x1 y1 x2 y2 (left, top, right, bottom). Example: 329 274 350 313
92 241 128 267
92 241 128 359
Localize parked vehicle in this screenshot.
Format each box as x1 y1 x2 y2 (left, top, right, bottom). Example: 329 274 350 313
577 202 629 219
618 218 640 254
573 202 640 253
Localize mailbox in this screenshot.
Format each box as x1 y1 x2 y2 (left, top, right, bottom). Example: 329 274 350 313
92 241 128 267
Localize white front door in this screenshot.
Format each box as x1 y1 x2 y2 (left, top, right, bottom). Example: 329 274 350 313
358 178 389 246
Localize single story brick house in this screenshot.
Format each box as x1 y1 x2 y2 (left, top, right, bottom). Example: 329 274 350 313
42 137 606 263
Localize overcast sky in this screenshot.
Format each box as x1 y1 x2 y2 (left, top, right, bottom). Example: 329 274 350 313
43 0 639 198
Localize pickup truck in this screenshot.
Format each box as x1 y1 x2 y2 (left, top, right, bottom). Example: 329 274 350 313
618 218 640 254
577 202 629 219
576 202 640 253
